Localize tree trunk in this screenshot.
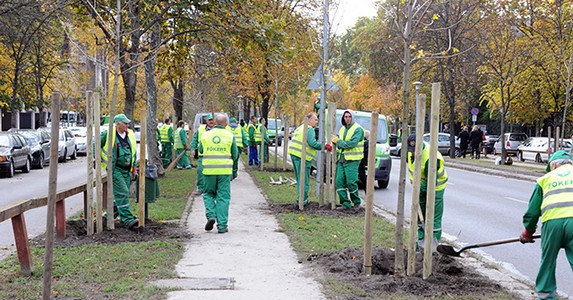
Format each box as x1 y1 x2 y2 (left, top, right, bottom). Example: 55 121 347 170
10 65 21 129
171 79 184 123
144 21 163 175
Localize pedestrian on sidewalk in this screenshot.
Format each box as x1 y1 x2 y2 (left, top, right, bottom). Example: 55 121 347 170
99 113 139 229
519 150 573 300
258 117 271 163
159 118 174 168
174 120 191 170
458 126 470 158
227 117 247 179
407 134 448 248
199 114 239 234
288 112 323 207
247 116 260 166
470 125 482 159
331 110 364 210
191 114 214 195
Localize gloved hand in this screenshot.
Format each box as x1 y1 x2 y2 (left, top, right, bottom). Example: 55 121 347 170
325 143 333 152
519 229 535 244
330 135 339 144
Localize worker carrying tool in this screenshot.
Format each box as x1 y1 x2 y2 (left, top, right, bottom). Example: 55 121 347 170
407 134 448 249
520 150 573 300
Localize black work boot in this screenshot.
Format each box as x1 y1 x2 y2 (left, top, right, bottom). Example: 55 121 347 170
205 219 216 231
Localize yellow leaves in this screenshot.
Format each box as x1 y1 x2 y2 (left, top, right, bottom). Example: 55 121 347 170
298 216 305 221
432 13 439 20
417 49 425 58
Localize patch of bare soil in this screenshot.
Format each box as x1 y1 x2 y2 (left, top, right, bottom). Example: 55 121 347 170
268 202 364 217
308 247 509 299
34 220 190 247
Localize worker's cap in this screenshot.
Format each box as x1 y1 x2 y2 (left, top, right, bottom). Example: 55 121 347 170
114 114 131 124
407 134 416 152
229 117 237 123
546 150 573 172
204 113 213 120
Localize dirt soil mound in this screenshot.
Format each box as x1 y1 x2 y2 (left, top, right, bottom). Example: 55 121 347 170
269 203 364 217
308 247 507 298
34 220 190 247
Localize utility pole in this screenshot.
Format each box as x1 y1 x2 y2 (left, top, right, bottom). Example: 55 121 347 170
316 0 329 196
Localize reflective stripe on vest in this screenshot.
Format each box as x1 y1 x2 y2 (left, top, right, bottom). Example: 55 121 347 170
537 164 573 222
101 127 136 171
337 123 364 161
227 126 244 148
248 123 262 142
174 128 184 149
197 124 208 157
407 142 448 191
159 124 171 142
201 128 234 175
287 124 316 162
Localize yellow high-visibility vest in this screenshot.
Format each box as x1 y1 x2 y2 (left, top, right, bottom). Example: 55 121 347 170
407 142 448 191
537 164 573 222
288 124 316 162
201 128 234 175
337 122 364 161
101 127 136 171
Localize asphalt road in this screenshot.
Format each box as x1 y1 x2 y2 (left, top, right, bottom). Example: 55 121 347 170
0 157 88 259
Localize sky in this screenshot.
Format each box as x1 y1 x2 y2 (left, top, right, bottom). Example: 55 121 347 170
331 0 378 35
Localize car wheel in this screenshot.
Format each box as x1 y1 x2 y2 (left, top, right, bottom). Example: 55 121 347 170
377 179 389 189
70 148 77 160
38 153 44 169
7 160 15 178
22 158 31 173
535 154 542 163
518 151 524 162
61 149 67 162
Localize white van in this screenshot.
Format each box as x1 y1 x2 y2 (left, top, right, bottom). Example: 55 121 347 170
192 112 229 133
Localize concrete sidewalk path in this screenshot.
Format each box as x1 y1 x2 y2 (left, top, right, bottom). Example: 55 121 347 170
164 160 326 300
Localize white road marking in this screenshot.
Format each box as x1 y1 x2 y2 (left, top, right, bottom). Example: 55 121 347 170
504 197 528 204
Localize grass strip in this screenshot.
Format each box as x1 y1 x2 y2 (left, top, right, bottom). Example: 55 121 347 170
0 167 196 299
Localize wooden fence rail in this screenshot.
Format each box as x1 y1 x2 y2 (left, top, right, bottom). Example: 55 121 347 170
0 179 108 276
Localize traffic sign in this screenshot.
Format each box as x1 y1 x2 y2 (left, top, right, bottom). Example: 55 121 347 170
471 107 479 115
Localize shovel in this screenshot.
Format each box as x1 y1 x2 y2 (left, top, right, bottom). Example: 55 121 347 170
437 234 541 257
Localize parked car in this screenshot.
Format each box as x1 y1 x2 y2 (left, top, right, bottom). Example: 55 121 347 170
266 118 284 146
423 133 461 157
493 133 528 155
517 137 573 163
482 135 499 154
68 127 89 156
8 129 51 168
133 124 141 143
0 132 32 177
58 129 77 162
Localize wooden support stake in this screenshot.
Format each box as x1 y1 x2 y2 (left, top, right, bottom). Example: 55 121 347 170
423 83 441 279
363 112 378 276
55 200 66 240
407 94 427 276
260 120 266 171
555 126 560 151
42 93 60 299
328 101 337 209
299 117 309 210
283 119 289 171
86 91 94 235
547 127 552 158
138 110 147 227
94 92 104 233
12 214 32 276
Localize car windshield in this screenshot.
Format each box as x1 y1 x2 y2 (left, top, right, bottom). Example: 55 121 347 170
267 120 282 130
0 136 9 147
21 134 39 145
509 134 527 141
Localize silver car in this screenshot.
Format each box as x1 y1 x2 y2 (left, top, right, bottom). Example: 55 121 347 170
493 133 528 155
58 129 77 162
423 133 461 157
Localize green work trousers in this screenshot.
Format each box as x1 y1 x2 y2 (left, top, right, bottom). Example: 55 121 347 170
197 157 204 192
203 174 231 232
176 148 190 168
161 142 173 168
291 155 311 205
417 189 445 241
112 167 136 226
258 143 269 163
536 218 573 300
336 160 361 208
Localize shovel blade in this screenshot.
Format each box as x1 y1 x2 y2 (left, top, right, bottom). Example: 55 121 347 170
436 244 461 257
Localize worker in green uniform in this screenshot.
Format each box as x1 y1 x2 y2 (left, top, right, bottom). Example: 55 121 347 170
226 117 247 179
258 117 271 163
331 110 364 210
247 116 261 165
199 114 238 234
520 150 573 300
406 134 448 249
174 120 191 169
100 113 139 229
159 118 174 168
191 114 214 195
288 112 323 207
